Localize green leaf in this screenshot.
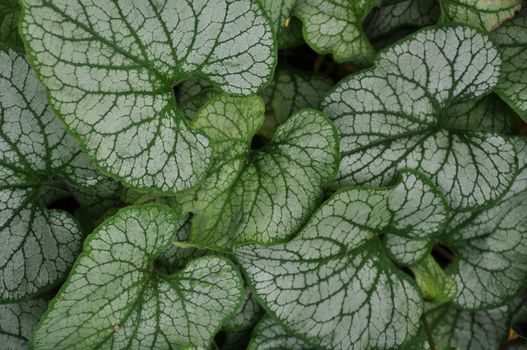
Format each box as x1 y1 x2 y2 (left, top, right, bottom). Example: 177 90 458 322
426 302 514 350
223 286 262 332
321 25 517 211
30 205 244 350
365 0 440 42
19 0 277 193
0 0 21 48
441 138 527 309
0 298 46 349
292 0 382 65
259 0 303 48
236 170 448 350
0 47 103 302
493 7 527 122
410 255 457 304
440 0 522 31
247 316 315 350
187 94 339 250
260 66 333 139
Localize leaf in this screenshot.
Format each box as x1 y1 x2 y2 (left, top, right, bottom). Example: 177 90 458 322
0 0 21 48
321 25 517 211
259 0 303 48
30 205 244 350
410 255 457 304
260 66 333 139
426 302 514 350
187 94 339 250
493 7 527 122
236 170 448 350
383 233 432 265
292 0 382 65
365 0 440 42
223 286 262 332
441 138 527 309
0 298 46 350
440 0 522 31
0 47 102 302
247 316 315 350
19 0 277 193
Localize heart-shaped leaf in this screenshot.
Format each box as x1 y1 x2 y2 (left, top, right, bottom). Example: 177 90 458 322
321 25 517 211
19 0 277 193
236 170 448 350
187 94 339 250
0 0 21 48
0 298 46 349
0 47 102 302
493 7 527 122
292 0 382 66
248 316 315 350
440 0 522 31
441 138 527 309
31 205 243 350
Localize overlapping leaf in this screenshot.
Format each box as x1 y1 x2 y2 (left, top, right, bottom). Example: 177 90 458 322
248 316 315 350
19 0 277 192
186 94 338 249
223 286 262 332
493 7 527 122
0 47 102 302
260 0 303 48
322 26 517 211
441 138 527 309
292 0 382 65
31 205 243 350
0 298 46 350
236 170 448 350
440 0 522 31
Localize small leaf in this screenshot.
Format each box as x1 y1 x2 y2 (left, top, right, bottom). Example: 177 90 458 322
440 0 522 31
30 205 244 350
188 94 339 249
0 298 46 349
260 66 333 139
236 170 448 350
441 138 527 309
0 0 21 48
247 316 315 350
0 47 101 301
321 25 517 211
259 0 304 48
410 255 457 304
292 0 382 65
19 0 277 192
493 7 527 122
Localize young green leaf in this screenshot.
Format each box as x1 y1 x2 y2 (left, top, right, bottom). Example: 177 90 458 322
187 94 338 250
260 0 303 48
493 7 527 122
440 0 522 31
426 302 514 350
321 25 517 211
260 66 333 139
0 47 102 302
410 255 457 304
19 0 277 193
441 138 527 309
236 170 448 350
30 205 243 350
0 298 46 350
292 0 382 66
248 316 316 350
0 0 21 48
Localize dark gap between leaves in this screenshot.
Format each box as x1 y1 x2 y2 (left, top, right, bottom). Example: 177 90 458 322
46 196 80 215
431 244 454 268
251 134 269 150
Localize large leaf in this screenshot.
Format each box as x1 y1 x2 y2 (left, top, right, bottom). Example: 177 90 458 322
247 316 315 350
19 0 277 193
236 170 448 350
321 25 517 211
260 66 333 139
260 0 303 48
292 0 382 66
0 47 102 302
187 94 338 250
0 298 46 350
493 7 527 122
441 138 527 309
440 0 522 31
30 205 243 349
0 0 21 48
